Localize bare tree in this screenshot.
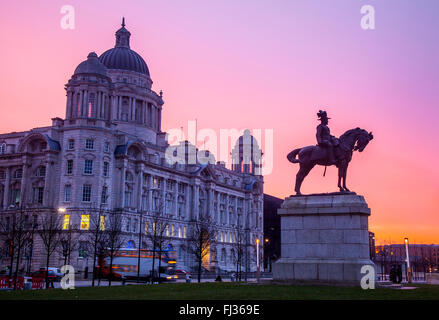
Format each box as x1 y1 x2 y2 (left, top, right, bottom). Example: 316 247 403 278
184 214 217 283
0 208 33 289
100 212 124 286
231 224 246 282
38 211 63 288
145 201 169 284
87 208 107 287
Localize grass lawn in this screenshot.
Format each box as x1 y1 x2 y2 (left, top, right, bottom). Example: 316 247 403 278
0 283 438 300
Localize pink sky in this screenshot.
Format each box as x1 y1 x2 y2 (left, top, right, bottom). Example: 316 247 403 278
0 1 438 244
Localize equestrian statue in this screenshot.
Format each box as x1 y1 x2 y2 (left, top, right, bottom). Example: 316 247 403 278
287 110 373 195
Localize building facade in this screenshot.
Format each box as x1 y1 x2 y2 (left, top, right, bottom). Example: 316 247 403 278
0 20 264 275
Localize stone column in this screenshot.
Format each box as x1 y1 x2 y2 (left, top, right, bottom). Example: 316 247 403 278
3 167 10 209
118 96 122 120
207 188 213 219
158 107 162 131
185 184 190 221
173 183 178 217
43 158 51 206
78 91 83 118
136 165 143 210
191 183 199 221
131 97 135 121
148 175 153 212
143 101 147 125
83 90 88 117
20 161 28 206
225 195 230 225
216 192 220 224
161 177 167 214
120 159 127 208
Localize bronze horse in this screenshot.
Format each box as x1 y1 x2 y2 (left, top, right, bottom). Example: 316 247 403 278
287 128 373 195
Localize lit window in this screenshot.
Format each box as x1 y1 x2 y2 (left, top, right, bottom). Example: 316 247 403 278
178 226 182 238
80 214 90 230
100 216 105 231
171 225 175 237
183 226 187 238
145 221 148 234
85 139 94 150
84 160 93 174
63 215 70 230
153 177 161 189
166 224 169 237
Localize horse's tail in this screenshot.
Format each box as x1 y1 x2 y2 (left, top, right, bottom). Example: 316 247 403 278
287 148 301 164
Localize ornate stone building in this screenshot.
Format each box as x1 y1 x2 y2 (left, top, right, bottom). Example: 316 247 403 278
0 20 263 275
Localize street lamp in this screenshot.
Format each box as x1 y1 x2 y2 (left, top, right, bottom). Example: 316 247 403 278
256 238 260 283
404 237 411 283
58 207 71 266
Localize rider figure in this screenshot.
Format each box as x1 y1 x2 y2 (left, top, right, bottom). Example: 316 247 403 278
316 110 338 165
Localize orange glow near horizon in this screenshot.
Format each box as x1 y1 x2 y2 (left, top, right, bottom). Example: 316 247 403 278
0 1 438 244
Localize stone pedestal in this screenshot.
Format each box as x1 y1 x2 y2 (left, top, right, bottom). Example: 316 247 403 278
272 193 375 286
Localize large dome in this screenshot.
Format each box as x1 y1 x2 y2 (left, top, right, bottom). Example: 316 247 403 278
99 47 150 76
99 18 150 77
74 52 107 76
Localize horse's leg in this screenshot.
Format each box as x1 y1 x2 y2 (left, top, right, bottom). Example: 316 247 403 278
343 164 350 192
295 163 315 195
294 164 306 195
338 165 343 192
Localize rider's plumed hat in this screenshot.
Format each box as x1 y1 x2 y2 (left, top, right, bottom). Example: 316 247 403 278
317 110 330 120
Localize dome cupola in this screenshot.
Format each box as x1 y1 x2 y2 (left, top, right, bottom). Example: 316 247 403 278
99 18 150 76
74 52 108 76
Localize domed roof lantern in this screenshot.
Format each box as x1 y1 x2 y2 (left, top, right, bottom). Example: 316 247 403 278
115 17 131 48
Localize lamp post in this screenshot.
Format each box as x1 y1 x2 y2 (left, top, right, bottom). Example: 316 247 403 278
404 238 411 283
256 238 260 283
58 207 71 266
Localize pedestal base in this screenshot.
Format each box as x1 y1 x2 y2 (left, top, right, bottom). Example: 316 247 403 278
272 193 376 286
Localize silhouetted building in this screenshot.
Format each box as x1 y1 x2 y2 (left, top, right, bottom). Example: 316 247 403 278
263 194 283 272
374 244 439 281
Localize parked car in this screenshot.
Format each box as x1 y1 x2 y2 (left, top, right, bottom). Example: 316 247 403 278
31 270 60 282
175 268 191 277
40 267 64 280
